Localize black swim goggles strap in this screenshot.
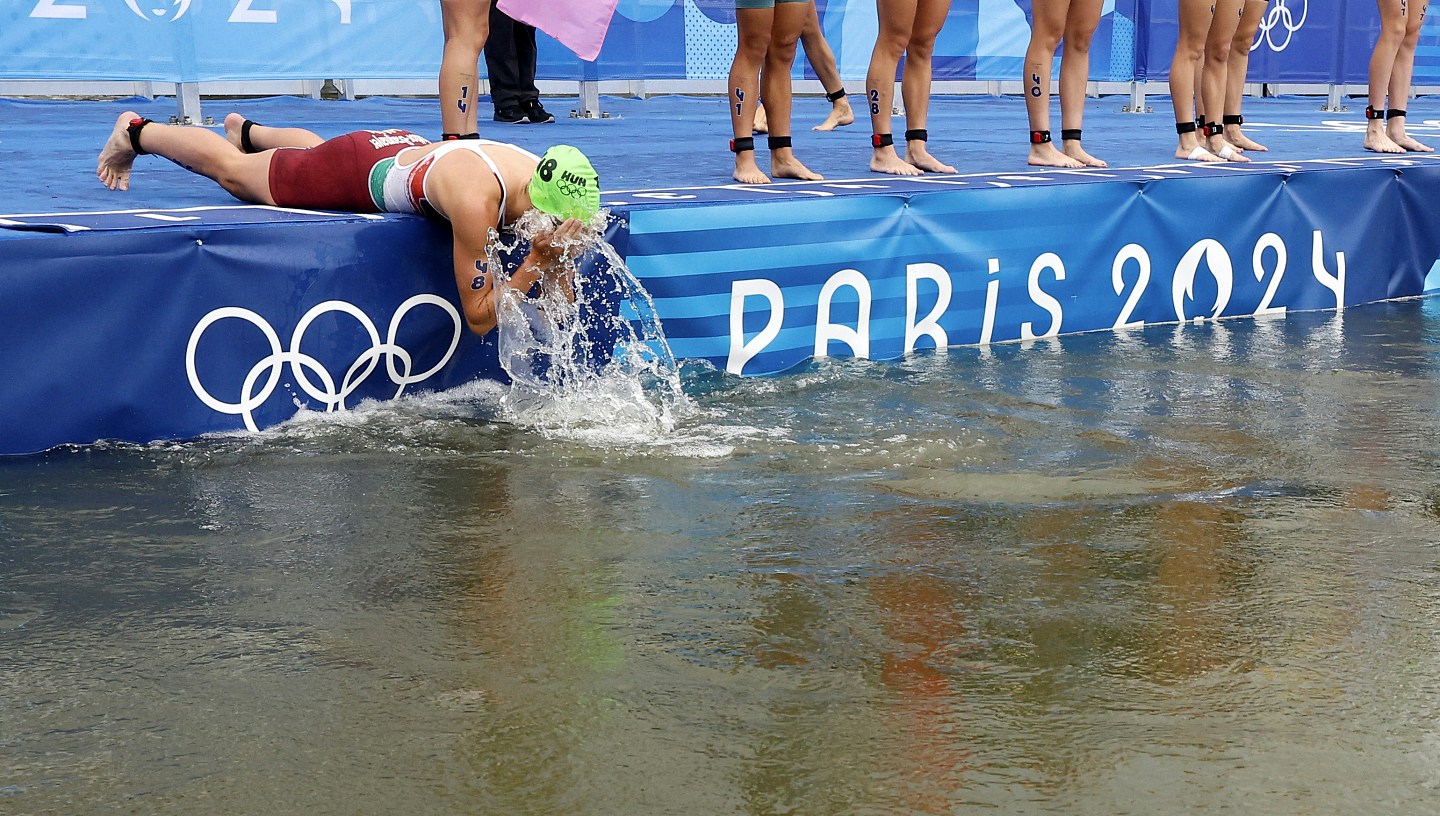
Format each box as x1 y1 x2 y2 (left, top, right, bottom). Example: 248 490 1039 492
127 117 152 155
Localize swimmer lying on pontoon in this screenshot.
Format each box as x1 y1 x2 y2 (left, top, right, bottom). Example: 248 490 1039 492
96 112 600 337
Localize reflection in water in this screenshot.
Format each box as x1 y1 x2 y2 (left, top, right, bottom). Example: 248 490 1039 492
4 302 1440 813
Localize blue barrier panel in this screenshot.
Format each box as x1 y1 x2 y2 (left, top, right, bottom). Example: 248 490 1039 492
625 161 1440 377
0 207 630 455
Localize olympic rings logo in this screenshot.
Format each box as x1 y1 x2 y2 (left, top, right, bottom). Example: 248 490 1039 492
186 296 462 432
1253 0 1307 52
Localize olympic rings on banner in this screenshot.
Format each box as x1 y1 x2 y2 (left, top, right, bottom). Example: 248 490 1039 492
186 296 463 432
1254 0 1307 52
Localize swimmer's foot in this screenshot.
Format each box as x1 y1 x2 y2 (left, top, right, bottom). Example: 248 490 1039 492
733 153 771 184
223 112 267 153
753 104 769 135
1061 139 1108 168
1364 122 1405 154
1388 127 1435 153
1176 141 1223 163
1226 126 1267 151
1028 139 1084 169
871 144 924 176
813 100 855 132
771 153 823 181
905 144 956 174
98 110 141 191
1207 135 1251 162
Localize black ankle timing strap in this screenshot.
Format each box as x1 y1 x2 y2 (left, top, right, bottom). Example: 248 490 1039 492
1029 130 1051 145
826 87 846 102
1061 128 1082 142
1176 121 1197 135
730 136 755 154
441 132 480 141
1222 114 1243 126
1203 121 1223 137
239 119 261 154
767 135 791 150
127 117 151 156
905 129 927 142
1387 108 1407 120
871 133 893 148
1366 106 1386 120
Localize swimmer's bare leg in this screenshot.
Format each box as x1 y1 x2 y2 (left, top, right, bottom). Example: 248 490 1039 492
98 110 277 202
753 102 769 134
223 113 324 152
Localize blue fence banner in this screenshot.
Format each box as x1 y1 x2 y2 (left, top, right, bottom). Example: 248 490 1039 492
3 0 1437 86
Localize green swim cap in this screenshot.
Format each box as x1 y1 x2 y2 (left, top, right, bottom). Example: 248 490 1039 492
529 145 600 222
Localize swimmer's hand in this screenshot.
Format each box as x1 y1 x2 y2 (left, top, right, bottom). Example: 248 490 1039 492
526 217 585 304
528 218 589 270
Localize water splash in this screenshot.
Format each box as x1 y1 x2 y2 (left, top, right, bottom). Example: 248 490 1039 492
488 210 691 446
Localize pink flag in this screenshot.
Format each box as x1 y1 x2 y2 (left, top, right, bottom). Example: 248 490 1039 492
497 0 619 62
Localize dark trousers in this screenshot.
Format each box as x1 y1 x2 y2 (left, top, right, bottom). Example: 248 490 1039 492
484 6 539 111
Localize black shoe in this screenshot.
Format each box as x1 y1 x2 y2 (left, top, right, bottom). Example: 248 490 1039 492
522 99 555 124
494 106 529 124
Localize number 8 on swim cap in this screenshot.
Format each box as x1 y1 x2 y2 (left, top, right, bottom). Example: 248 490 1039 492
529 145 601 222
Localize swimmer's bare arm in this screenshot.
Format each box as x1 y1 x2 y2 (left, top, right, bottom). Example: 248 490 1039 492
451 209 585 336
450 201 505 336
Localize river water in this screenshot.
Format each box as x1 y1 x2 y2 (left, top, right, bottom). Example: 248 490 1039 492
4 298 1440 815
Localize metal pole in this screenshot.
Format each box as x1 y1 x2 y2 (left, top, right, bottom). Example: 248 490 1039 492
175 81 202 125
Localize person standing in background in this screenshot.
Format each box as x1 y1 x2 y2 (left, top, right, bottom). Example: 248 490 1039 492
1365 0 1433 153
727 0 824 184
753 1 856 133
1196 0 1251 160
1170 0 1225 161
1020 0 1108 168
439 0 490 140
487 3 556 125
1218 0 1271 152
866 0 956 176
